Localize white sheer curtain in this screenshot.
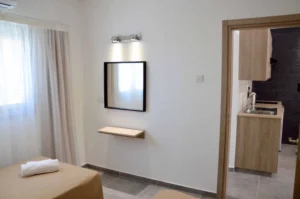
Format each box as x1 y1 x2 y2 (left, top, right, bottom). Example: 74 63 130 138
0 21 38 167
0 21 76 167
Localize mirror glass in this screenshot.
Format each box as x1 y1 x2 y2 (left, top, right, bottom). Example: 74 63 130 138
104 62 146 112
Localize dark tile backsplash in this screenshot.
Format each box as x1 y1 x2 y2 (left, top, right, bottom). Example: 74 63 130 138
253 27 300 144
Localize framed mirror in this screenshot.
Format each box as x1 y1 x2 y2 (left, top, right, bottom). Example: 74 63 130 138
104 61 146 112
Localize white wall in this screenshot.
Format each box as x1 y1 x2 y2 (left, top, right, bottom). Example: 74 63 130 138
82 0 300 193
229 31 240 168
5 0 86 166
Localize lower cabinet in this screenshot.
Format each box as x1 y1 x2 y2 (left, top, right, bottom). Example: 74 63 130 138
235 116 282 173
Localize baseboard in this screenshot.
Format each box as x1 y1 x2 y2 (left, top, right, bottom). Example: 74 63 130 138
82 163 217 198
228 168 235 172
229 167 272 177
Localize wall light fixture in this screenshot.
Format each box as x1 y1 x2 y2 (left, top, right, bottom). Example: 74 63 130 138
111 36 121 43
111 34 141 43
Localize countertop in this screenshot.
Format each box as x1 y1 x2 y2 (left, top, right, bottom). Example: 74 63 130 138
238 101 284 119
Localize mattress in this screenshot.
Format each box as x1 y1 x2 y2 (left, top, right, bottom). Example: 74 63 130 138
0 157 103 199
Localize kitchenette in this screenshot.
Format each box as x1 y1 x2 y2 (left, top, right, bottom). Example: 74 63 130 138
230 28 287 174
227 24 300 199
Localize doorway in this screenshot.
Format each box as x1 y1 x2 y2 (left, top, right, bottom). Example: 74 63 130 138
217 14 300 199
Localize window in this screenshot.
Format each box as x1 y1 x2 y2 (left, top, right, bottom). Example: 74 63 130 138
0 37 26 106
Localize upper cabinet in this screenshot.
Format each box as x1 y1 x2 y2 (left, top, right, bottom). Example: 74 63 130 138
239 29 272 81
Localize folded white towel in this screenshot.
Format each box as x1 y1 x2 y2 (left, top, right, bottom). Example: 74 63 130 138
21 159 59 177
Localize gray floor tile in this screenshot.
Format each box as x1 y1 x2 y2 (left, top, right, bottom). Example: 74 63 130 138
227 176 259 199
227 170 259 199
228 170 260 181
278 145 297 170
136 185 161 198
280 144 297 157
226 197 239 199
105 176 148 196
261 145 296 186
103 192 127 199
260 167 295 185
257 181 293 199
227 144 296 199
103 187 139 199
101 173 119 185
278 155 296 170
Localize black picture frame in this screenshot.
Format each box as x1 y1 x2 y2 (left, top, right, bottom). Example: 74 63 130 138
104 61 147 112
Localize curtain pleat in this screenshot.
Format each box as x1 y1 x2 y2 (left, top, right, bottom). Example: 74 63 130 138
46 30 76 164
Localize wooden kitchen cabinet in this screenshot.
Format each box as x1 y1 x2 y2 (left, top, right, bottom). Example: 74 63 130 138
235 116 281 173
239 29 272 81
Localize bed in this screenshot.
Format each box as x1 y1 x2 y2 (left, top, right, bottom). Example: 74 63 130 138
0 157 103 199
153 190 199 199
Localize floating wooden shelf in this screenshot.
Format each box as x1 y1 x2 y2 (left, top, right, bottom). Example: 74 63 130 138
98 126 145 139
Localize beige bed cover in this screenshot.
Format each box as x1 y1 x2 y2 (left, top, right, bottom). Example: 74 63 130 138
0 157 103 199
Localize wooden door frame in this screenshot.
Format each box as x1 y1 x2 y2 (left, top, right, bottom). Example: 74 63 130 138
217 14 300 199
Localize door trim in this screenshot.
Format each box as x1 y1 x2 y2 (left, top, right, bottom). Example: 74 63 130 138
217 13 300 199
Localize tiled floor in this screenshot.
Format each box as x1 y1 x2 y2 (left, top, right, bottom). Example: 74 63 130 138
98 172 215 199
227 144 297 199
90 144 296 199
